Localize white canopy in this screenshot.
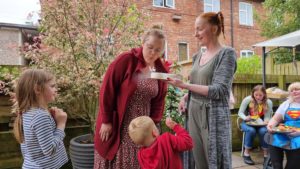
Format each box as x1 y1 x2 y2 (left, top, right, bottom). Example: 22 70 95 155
253 29 300 47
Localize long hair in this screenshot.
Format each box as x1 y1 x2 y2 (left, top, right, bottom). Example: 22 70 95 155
199 11 225 39
250 85 268 114
13 69 54 143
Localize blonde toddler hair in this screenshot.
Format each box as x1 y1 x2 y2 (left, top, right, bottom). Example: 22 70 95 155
128 116 156 145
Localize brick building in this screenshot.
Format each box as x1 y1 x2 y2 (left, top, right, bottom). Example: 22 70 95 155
135 0 266 77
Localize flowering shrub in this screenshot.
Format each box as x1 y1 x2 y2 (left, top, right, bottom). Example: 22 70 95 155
22 0 147 135
161 61 186 133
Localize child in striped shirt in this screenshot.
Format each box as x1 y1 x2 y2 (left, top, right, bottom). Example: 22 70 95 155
13 69 68 169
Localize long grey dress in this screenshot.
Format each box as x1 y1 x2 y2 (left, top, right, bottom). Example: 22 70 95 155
188 47 236 169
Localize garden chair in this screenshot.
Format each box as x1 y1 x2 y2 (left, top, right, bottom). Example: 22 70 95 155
236 116 245 156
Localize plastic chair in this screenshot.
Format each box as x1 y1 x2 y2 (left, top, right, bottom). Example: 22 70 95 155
236 117 245 156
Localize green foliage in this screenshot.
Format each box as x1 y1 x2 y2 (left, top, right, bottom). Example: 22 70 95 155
22 0 147 135
161 61 185 133
0 66 20 95
236 55 262 74
269 48 300 64
255 0 300 38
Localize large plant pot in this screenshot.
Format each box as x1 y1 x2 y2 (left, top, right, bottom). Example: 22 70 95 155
69 134 94 169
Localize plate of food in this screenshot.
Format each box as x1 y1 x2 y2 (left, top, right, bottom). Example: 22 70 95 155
272 124 300 133
246 121 267 126
149 72 183 80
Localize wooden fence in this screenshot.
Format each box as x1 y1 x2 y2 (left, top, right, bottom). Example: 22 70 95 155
266 57 300 75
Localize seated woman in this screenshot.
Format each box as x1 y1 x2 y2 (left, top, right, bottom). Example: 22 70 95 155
266 82 300 169
238 85 273 165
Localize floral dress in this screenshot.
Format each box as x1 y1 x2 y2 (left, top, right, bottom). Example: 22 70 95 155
94 76 158 169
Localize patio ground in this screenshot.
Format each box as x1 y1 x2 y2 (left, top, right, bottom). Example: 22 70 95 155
233 148 286 169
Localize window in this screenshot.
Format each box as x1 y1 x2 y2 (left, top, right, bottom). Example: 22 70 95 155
240 50 254 58
204 0 220 13
239 2 253 26
153 0 175 8
178 42 189 61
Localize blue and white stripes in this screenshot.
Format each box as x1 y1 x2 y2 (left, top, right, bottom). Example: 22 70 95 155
21 108 68 169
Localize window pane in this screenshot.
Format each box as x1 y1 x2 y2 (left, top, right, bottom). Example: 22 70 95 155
166 0 174 7
205 0 212 4
154 0 163 6
178 43 188 61
213 0 220 12
204 5 213 12
247 5 253 25
239 2 246 10
239 11 246 25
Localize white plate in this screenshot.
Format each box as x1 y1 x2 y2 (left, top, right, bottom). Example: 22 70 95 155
149 72 182 80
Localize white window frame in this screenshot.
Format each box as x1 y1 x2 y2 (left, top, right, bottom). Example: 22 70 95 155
153 0 175 9
178 42 189 62
204 0 220 13
239 2 253 26
240 50 254 58
164 40 168 60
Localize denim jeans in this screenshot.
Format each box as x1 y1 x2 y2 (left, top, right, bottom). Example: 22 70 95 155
241 122 268 149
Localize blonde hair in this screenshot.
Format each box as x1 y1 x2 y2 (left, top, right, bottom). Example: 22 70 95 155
288 82 300 102
128 116 155 145
13 69 54 143
142 26 166 44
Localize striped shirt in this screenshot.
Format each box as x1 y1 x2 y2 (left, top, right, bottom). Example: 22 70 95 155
21 108 68 169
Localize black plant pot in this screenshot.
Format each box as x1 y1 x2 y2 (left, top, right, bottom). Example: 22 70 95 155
69 134 94 169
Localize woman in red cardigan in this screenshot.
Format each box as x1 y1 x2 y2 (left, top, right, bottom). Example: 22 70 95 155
94 28 169 169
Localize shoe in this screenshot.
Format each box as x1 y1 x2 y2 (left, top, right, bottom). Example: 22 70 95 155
243 155 255 165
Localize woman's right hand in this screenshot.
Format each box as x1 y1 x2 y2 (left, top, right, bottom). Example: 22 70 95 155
245 115 252 122
267 123 274 133
100 123 112 142
178 97 186 113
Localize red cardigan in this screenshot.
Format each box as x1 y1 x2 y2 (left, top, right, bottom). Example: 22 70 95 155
138 125 194 169
94 47 168 160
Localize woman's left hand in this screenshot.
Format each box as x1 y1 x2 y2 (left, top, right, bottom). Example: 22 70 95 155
167 78 185 89
288 130 300 137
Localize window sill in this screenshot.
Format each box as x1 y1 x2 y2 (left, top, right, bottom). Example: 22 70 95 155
178 60 192 66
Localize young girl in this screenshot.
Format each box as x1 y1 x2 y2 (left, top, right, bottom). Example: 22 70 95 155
238 85 273 165
266 82 300 169
13 69 68 169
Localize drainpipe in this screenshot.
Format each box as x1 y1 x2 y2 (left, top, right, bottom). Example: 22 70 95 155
230 0 234 47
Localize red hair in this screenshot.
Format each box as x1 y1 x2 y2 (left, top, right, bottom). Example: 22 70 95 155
199 11 225 39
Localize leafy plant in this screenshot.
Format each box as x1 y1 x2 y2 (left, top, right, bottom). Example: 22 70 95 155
0 66 20 95
22 0 147 136
161 61 185 133
255 0 300 38
269 48 300 64
236 55 262 74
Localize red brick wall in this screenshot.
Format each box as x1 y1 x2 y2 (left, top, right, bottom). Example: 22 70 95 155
135 0 266 77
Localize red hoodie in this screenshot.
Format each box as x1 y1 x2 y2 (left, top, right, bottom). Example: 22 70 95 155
138 124 194 169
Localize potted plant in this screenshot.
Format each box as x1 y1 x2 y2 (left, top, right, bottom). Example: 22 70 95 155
22 0 146 168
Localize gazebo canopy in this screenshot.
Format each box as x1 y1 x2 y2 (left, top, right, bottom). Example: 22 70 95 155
253 29 300 48
252 29 300 87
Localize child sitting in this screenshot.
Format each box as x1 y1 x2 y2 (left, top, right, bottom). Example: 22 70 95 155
128 116 193 169
266 82 300 169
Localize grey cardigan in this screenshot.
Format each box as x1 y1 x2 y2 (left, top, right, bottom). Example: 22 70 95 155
195 47 237 169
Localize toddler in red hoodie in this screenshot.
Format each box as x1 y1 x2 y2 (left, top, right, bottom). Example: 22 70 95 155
128 116 193 169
